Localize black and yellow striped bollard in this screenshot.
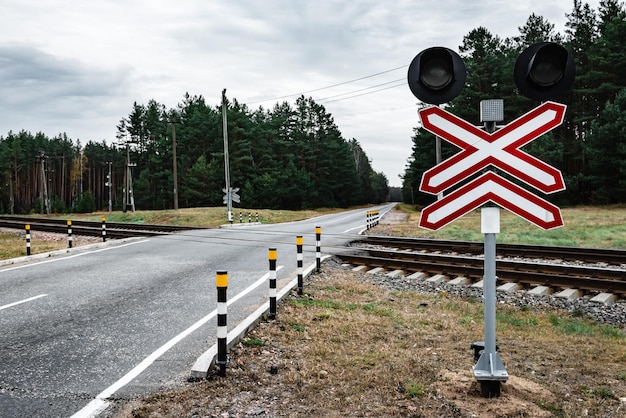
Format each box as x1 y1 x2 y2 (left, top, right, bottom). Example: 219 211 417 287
25 224 31 256
315 226 321 273
216 271 228 377
296 236 304 295
268 248 277 319
67 220 73 248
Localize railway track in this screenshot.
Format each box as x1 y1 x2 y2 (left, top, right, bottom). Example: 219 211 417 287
340 236 626 298
0 216 204 239
354 235 626 266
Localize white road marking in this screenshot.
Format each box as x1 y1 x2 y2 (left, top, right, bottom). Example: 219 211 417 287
342 225 365 233
71 266 284 418
0 240 149 274
0 294 48 311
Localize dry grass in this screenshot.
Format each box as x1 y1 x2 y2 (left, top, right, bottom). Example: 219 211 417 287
0 207 344 260
384 204 626 249
54 207 343 228
0 230 101 259
115 266 626 418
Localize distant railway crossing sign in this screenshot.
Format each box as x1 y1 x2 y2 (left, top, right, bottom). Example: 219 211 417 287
222 187 240 204
418 101 567 230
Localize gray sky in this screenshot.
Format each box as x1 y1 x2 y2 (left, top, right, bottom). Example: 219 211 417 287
0 1 599 187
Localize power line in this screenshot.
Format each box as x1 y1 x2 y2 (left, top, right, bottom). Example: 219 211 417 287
336 104 417 119
319 82 406 104
315 78 404 102
244 65 408 105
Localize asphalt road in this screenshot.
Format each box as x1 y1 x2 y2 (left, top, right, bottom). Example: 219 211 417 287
0 204 394 417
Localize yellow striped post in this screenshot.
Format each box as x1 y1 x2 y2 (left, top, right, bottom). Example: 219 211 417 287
216 271 228 376
268 248 277 319
25 224 31 256
315 226 321 273
67 220 73 248
101 217 107 242
296 236 304 295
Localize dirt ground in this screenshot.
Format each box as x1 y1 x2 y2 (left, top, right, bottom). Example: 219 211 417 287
378 209 410 225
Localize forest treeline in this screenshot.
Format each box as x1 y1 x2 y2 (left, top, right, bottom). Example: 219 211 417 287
0 95 389 214
403 0 626 206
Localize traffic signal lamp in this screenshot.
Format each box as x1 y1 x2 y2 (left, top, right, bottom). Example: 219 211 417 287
514 42 575 101
407 47 467 105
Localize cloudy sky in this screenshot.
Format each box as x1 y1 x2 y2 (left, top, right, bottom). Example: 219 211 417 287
0 1 600 187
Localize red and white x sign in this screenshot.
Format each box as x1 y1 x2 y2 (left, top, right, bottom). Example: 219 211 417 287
419 102 566 195
417 101 567 230
419 172 563 230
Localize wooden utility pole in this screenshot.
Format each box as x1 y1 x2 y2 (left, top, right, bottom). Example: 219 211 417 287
171 121 179 210
222 89 232 223
39 152 50 214
122 143 136 212
8 165 14 215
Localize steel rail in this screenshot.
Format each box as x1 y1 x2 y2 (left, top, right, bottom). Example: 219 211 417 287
0 217 202 239
356 235 626 266
339 249 626 295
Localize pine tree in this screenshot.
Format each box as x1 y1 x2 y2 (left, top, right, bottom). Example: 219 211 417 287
585 88 626 202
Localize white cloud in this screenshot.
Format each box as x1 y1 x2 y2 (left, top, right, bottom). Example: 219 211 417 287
0 0 600 185
0 44 132 139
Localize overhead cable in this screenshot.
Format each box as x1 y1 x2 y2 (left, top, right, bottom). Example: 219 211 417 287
245 65 407 105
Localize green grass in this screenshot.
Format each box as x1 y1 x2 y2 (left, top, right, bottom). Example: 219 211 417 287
242 338 266 347
548 315 626 338
290 324 307 332
496 311 539 327
583 387 615 399
362 302 395 317
404 382 426 398
395 204 626 249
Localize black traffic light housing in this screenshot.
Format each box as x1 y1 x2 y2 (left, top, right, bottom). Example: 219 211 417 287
514 42 575 101
407 47 467 105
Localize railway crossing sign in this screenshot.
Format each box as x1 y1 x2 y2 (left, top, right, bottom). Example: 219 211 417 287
408 42 575 398
418 101 567 230
419 172 563 230
222 187 240 204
